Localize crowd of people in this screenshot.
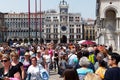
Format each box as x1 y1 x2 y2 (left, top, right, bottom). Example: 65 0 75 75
0 42 119 80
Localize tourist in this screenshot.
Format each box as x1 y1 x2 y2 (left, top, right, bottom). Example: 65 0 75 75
0 54 21 80
77 57 93 80
11 52 25 80
27 57 42 80
95 60 107 79
63 69 79 80
104 53 120 80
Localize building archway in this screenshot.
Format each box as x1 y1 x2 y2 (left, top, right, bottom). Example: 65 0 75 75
24 38 28 43
19 39 23 43
13 38 17 43
30 38 33 43
60 35 67 43
103 5 118 18
8 39 13 46
40 38 44 44
34 38 38 44
104 9 116 49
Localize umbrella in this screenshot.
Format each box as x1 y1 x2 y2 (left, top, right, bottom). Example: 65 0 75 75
81 40 96 45
77 40 86 44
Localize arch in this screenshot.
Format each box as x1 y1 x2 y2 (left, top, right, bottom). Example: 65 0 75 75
46 40 51 43
24 38 28 43
34 38 38 44
40 38 44 44
60 35 67 43
105 10 116 32
8 39 13 46
104 8 116 49
30 38 33 43
13 38 18 43
105 10 116 20
103 5 118 18
19 38 23 43
53 40 58 43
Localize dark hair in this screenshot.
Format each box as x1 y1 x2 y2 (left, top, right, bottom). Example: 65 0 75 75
82 50 89 58
110 52 120 64
31 57 37 61
98 60 107 68
63 69 79 80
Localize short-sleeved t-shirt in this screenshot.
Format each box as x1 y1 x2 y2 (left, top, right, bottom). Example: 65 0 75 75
0 66 18 78
104 67 120 80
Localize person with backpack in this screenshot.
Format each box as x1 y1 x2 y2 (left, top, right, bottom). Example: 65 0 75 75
27 57 42 80
27 57 49 80
67 48 78 69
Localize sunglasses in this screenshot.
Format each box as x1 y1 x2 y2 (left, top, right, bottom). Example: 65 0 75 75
1 60 8 63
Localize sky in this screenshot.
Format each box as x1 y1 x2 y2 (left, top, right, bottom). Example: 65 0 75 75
0 0 96 19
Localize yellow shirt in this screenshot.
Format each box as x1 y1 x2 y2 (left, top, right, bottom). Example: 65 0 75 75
95 67 106 79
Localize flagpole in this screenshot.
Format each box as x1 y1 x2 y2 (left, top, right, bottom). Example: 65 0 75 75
35 0 37 41
40 0 42 43
28 0 31 43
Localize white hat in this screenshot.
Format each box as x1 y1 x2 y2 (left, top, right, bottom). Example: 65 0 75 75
25 52 30 56
29 51 34 56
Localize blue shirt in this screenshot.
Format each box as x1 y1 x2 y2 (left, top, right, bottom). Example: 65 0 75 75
77 68 93 80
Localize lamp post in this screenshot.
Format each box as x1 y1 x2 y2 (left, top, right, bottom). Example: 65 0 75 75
28 0 31 43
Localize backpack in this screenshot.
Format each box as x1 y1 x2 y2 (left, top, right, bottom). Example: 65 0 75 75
84 73 102 80
40 69 49 80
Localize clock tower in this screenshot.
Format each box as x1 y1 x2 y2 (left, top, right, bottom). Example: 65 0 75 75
59 0 69 43
59 0 68 14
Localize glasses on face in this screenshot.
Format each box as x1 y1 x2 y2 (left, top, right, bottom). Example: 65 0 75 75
1 60 8 63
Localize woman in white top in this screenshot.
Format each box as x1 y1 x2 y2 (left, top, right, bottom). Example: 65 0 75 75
43 48 51 73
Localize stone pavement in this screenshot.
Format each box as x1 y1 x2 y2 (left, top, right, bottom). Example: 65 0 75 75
49 70 63 80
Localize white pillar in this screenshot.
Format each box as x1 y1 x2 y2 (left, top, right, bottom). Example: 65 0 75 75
116 18 118 30
118 35 120 51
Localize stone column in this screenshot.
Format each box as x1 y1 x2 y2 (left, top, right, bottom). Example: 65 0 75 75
116 18 118 30
118 34 120 51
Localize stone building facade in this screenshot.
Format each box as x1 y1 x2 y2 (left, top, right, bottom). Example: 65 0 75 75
84 19 95 40
95 0 120 50
0 12 6 42
4 0 82 43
